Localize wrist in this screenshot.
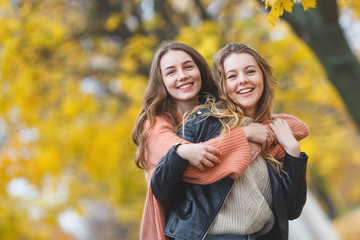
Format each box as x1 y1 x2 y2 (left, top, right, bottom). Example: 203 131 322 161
242 126 251 140
284 142 301 157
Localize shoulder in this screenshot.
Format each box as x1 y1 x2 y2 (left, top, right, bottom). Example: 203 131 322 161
272 113 309 138
144 114 175 131
187 107 212 121
182 107 222 138
272 113 308 127
184 107 219 128
272 113 301 121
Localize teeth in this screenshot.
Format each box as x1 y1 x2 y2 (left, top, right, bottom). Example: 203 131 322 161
239 88 252 94
179 83 192 89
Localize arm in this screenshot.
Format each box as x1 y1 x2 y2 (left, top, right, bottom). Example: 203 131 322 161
151 143 189 202
146 114 251 184
179 114 308 183
270 118 308 219
151 114 251 201
281 152 308 219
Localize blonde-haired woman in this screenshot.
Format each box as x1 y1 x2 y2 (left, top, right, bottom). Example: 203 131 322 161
151 43 309 240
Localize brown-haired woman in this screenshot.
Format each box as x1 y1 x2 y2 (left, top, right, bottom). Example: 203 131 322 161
133 41 260 240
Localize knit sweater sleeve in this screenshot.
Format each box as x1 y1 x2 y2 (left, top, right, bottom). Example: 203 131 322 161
145 115 251 185
181 128 251 184
181 114 309 183
144 115 188 183
266 114 309 160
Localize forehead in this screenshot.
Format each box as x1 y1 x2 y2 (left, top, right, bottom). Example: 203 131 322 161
160 50 195 70
223 53 258 71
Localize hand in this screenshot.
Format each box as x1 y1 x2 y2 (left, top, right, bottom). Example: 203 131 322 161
176 144 221 171
269 118 301 157
248 141 261 162
242 123 276 151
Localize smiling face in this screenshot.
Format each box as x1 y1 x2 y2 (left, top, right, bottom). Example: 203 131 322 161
160 50 202 114
224 53 264 118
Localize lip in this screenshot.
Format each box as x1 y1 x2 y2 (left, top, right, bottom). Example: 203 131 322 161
177 82 194 91
237 87 254 96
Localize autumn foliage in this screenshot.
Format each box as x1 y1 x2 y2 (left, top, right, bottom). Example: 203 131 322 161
0 0 359 239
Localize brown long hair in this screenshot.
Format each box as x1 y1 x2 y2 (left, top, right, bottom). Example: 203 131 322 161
132 41 218 169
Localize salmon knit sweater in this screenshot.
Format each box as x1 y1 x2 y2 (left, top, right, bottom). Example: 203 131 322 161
139 113 309 240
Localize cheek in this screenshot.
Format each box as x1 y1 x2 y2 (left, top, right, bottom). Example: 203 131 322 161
162 78 173 93
225 81 236 95
195 70 202 82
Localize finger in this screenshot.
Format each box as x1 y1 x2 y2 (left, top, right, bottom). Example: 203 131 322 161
196 163 205 172
250 150 260 162
268 130 276 144
201 159 215 168
205 153 220 163
205 146 221 156
254 150 261 160
250 152 257 162
269 123 278 134
261 141 266 151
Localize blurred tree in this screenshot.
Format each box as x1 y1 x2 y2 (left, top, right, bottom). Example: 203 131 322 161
282 0 360 129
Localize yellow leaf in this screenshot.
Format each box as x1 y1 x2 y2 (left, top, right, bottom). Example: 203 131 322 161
105 13 122 31
282 0 294 13
301 0 317 11
265 0 294 25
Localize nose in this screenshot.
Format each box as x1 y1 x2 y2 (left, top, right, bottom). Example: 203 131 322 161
177 70 189 81
237 73 248 85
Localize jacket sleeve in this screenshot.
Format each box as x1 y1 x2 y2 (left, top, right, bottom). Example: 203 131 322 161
280 152 309 220
266 114 309 160
151 144 189 202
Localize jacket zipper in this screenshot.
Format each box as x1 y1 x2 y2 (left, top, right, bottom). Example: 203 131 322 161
201 181 234 240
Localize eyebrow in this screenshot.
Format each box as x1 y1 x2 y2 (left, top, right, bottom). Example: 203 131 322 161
225 64 256 75
164 60 194 71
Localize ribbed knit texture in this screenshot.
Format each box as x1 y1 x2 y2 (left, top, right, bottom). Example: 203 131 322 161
208 118 274 236
139 113 309 240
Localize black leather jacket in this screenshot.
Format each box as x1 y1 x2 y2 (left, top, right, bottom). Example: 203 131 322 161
151 110 308 240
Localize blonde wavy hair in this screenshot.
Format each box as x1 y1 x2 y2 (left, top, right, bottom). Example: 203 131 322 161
132 41 219 169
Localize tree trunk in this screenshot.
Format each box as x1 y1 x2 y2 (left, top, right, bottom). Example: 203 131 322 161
282 0 360 130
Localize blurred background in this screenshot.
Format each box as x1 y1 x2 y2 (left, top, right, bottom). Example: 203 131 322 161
0 0 359 239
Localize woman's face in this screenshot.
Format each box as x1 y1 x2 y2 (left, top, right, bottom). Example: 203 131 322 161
160 50 202 114
224 53 264 118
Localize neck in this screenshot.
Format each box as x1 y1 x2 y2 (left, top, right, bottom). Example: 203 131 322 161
176 100 198 115
244 109 255 119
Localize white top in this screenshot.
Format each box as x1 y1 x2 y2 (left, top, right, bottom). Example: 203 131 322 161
208 118 275 236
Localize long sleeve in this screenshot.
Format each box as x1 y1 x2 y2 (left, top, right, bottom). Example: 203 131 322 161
143 114 251 237
280 152 308 219
146 113 309 185
145 115 251 185
151 113 250 202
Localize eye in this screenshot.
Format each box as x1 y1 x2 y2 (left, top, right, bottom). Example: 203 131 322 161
246 69 256 74
185 64 194 69
227 74 236 80
166 70 175 76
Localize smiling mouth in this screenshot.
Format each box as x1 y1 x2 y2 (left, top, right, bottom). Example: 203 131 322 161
178 83 193 89
238 88 254 94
